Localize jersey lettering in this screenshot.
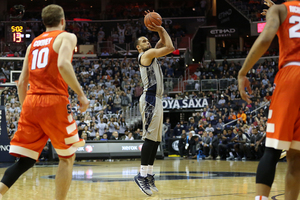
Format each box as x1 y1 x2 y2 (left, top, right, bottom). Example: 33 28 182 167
31 47 49 70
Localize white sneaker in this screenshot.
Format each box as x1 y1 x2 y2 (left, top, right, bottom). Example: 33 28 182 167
226 156 234 160
216 156 221 160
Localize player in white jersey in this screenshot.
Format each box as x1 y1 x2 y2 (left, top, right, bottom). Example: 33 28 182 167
133 20 174 196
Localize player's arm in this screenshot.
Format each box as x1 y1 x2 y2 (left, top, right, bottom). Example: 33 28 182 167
57 32 89 112
239 5 280 77
18 44 31 106
143 23 174 62
155 39 165 49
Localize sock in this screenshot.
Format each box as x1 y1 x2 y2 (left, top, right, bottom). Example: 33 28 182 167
0 193 2 199
229 152 234 157
255 196 268 200
148 165 153 175
140 165 148 177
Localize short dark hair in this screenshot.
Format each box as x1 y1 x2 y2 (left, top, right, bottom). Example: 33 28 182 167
134 37 142 49
42 4 64 27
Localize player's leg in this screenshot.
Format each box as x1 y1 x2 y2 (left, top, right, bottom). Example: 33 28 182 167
284 108 300 200
39 95 85 200
147 140 160 192
285 149 300 200
255 147 281 198
256 66 300 200
0 95 47 198
0 157 36 197
134 138 154 196
146 97 163 192
55 154 75 200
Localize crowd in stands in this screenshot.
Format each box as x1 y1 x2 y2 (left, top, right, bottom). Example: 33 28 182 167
229 0 285 21
162 57 279 160
2 54 279 161
3 0 207 21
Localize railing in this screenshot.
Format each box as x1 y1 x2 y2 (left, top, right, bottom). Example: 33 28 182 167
183 80 200 92
164 78 238 94
124 101 141 129
219 78 237 91
98 41 113 55
164 77 183 94
222 101 270 128
201 79 218 91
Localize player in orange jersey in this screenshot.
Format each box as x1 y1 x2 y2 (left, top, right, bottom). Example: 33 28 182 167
0 4 89 200
238 1 300 200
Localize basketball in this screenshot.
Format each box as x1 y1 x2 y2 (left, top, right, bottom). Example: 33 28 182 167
144 12 162 28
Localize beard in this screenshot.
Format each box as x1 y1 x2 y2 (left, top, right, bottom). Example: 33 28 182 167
141 46 151 52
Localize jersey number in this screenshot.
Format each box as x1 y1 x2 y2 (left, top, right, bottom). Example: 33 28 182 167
289 16 300 38
31 47 49 70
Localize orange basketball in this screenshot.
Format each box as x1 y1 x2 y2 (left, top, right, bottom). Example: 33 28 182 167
144 12 162 28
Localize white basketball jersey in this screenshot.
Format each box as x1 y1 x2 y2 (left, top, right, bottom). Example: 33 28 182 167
138 52 164 97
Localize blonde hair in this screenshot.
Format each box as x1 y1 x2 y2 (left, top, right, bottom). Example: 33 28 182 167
41 4 64 27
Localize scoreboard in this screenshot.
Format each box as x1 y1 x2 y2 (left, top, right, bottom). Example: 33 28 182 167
5 22 26 44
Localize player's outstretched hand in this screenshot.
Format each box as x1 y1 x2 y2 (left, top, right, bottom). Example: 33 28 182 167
264 0 275 8
78 95 90 112
238 74 252 104
147 22 163 32
261 0 275 16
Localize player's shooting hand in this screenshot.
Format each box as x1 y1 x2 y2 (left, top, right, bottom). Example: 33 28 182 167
264 0 275 8
261 0 275 16
78 95 89 113
238 74 252 104
144 10 154 16
147 22 163 32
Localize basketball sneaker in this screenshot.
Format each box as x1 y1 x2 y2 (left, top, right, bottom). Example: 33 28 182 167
147 174 158 192
134 173 153 196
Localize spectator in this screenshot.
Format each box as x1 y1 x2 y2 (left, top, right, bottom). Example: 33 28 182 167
110 131 120 140
218 95 226 105
205 123 214 133
178 133 187 157
215 118 224 134
121 91 130 112
200 131 211 157
101 133 108 141
237 110 247 123
173 122 182 138
101 50 110 56
94 132 101 141
125 132 134 140
113 94 122 109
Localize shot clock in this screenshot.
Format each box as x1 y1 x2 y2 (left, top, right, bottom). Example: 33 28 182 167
5 22 26 44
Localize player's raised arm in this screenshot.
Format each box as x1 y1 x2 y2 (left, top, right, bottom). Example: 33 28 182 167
57 32 89 112
143 23 174 59
18 44 31 106
238 5 281 104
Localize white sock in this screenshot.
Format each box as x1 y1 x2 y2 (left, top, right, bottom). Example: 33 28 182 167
0 193 2 199
148 165 153 175
255 196 268 200
229 152 234 157
140 165 148 177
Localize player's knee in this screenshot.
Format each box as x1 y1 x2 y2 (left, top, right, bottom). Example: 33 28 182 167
19 157 36 169
58 154 75 164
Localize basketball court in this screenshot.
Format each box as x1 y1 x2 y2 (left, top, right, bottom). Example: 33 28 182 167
0 159 287 200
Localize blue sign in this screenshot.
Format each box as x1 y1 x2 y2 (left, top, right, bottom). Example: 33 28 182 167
0 106 15 162
162 98 209 109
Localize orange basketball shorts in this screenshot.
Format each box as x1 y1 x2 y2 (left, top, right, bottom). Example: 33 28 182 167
266 64 300 151
10 94 84 160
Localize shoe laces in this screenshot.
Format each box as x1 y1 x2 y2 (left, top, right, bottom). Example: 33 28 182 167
139 176 150 189
147 174 155 186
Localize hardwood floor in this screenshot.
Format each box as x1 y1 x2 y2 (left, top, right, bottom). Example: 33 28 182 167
0 159 289 200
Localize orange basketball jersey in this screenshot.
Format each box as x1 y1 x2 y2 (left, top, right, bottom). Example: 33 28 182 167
277 1 300 70
27 30 69 97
